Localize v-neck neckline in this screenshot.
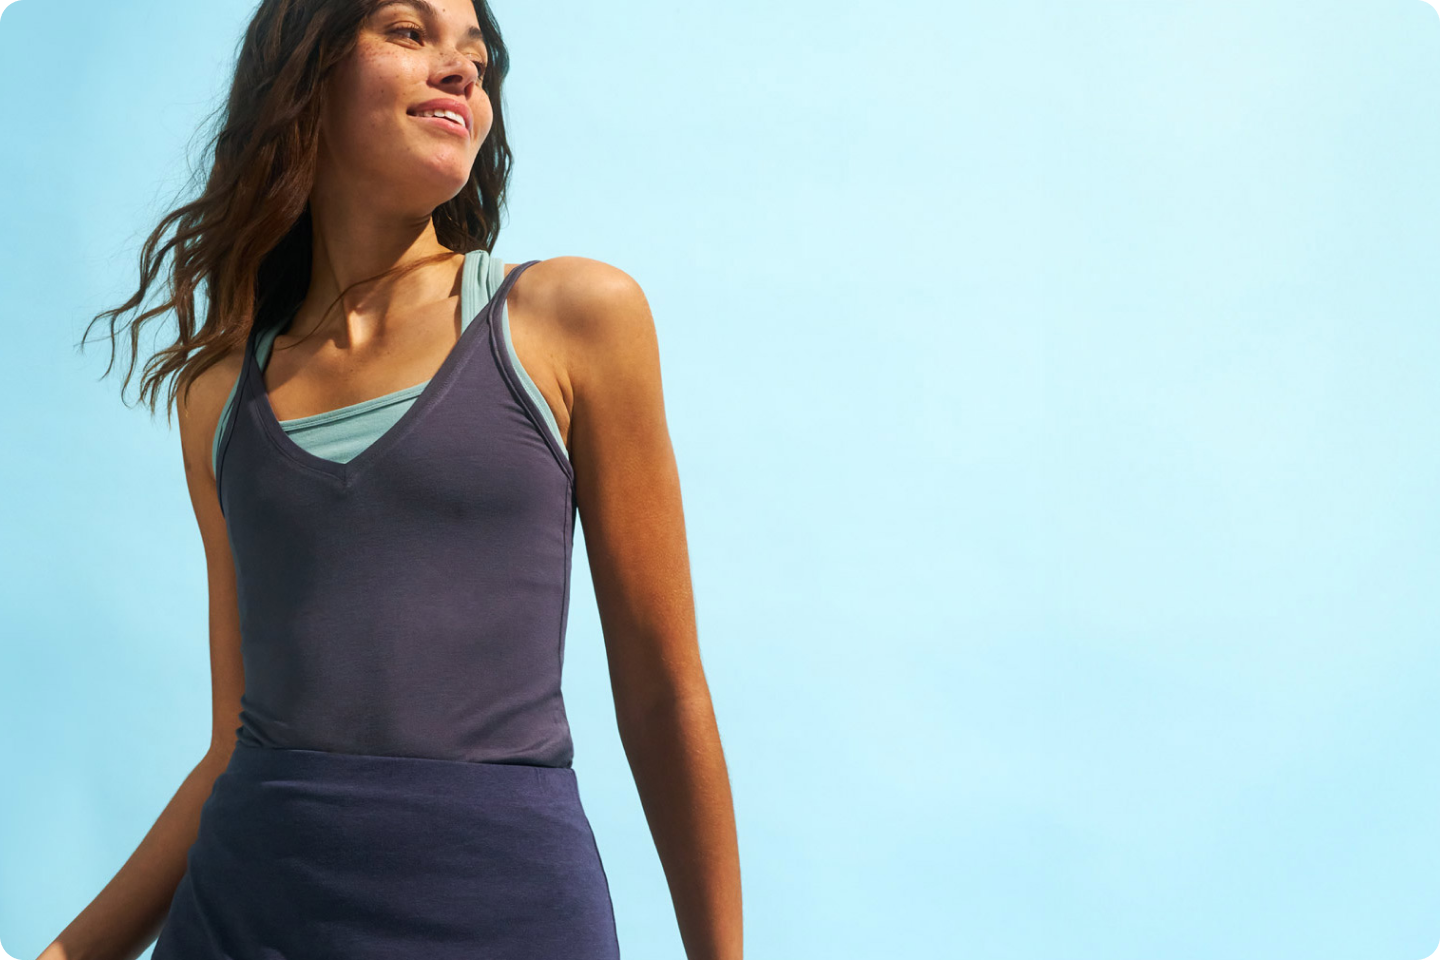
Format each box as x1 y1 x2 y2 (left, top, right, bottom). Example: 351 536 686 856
244 250 519 484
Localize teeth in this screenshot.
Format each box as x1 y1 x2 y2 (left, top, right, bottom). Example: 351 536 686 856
415 109 465 128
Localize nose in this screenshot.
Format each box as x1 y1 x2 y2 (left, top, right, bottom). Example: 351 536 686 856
434 49 480 93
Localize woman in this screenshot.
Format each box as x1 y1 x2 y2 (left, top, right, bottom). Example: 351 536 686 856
42 1 741 958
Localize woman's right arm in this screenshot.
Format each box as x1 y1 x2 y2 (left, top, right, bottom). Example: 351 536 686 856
36 350 251 960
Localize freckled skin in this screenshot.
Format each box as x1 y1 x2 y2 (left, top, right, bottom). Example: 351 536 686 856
315 0 492 220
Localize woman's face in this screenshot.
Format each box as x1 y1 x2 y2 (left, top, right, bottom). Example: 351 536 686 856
317 0 491 215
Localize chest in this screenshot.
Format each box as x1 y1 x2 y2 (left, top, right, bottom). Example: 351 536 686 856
264 296 571 452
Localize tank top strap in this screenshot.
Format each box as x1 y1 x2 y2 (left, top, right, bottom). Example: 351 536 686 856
460 248 494 333
487 250 506 296
213 321 262 500
254 321 286 371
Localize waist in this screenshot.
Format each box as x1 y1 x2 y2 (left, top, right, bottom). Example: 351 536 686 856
218 738 579 800
233 663 576 767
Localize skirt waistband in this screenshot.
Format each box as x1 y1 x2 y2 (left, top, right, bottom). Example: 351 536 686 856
221 738 580 803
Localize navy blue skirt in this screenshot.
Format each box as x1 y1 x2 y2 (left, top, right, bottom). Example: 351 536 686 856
151 740 620 959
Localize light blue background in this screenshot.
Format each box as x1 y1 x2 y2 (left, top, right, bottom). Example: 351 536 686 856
2 1 1439 958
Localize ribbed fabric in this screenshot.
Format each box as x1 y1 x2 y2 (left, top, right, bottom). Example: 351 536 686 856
214 257 576 766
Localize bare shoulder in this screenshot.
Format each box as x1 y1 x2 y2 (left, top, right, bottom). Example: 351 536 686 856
176 343 247 486
503 255 656 394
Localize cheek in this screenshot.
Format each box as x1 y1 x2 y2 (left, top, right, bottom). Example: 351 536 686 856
326 48 414 139
472 100 495 141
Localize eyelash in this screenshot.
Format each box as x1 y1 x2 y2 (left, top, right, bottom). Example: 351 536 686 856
390 25 486 76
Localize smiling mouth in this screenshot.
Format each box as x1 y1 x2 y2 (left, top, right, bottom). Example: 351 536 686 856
407 112 468 137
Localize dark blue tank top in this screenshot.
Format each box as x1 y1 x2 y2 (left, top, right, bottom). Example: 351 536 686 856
215 259 578 767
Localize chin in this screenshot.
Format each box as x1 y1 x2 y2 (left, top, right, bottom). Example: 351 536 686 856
408 157 473 200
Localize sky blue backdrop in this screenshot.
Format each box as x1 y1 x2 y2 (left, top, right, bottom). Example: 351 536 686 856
3 1 1439 958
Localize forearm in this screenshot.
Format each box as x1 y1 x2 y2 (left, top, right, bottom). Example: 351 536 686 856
617 690 742 960
39 747 232 960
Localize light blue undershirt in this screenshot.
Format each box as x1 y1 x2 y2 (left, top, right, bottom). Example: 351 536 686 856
212 249 566 475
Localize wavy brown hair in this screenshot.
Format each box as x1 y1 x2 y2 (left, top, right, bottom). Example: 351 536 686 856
82 0 513 421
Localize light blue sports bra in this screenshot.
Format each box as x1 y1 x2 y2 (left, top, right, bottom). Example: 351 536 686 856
212 249 566 476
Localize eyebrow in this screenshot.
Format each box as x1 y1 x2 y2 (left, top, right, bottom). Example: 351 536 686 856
373 0 487 48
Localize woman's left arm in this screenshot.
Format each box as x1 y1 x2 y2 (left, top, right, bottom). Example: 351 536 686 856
557 257 743 960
